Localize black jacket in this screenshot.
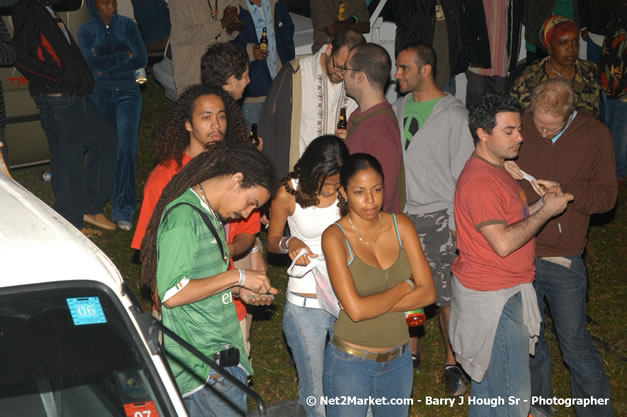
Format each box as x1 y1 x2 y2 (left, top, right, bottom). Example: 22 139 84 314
13 0 94 96
0 18 16 126
393 0 468 77
463 0 523 72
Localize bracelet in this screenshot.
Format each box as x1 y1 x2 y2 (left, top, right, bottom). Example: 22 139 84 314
351 15 359 23
279 236 293 254
537 196 544 209
406 279 415 290
237 268 246 287
249 243 262 254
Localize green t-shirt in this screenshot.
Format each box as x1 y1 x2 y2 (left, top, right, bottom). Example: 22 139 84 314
156 189 252 396
402 96 442 149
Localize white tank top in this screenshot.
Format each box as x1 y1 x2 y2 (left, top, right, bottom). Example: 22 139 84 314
286 179 341 295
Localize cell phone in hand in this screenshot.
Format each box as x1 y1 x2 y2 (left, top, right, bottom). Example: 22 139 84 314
246 294 275 301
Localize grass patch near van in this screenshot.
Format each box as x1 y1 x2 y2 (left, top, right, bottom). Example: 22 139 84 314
11 78 625 417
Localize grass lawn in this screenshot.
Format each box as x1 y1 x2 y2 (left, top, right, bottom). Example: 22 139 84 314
11 78 625 417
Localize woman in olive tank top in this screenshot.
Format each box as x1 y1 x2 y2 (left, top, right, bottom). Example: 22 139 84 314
322 154 435 417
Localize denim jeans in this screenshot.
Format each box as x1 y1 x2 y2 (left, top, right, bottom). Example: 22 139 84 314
241 100 263 132
34 95 117 229
323 341 413 417
283 301 334 417
529 256 614 417
469 292 530 417
183 366 248 417
92 86 142 223
601 93 627 178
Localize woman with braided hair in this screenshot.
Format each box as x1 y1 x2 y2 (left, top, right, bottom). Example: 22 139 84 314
141 141 277 417
267 135 349 417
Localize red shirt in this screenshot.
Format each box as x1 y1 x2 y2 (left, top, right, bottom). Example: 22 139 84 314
451 154 535 291
345 101 403 213
132 154 193 250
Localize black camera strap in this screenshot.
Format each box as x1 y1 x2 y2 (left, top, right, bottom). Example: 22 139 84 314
162 202 227 264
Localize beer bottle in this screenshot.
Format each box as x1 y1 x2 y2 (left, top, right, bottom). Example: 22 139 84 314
249 123 260 147
135 68 147 84
259 27 268 52
405 308 426 327
337 0 346 21
337 107 347 130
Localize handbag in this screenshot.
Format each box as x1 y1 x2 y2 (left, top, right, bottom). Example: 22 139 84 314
286 248 340 318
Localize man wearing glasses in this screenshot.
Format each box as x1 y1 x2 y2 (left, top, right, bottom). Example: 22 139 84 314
342 42 403 213
258 29 364 183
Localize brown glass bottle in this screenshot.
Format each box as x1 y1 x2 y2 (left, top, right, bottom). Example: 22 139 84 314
249 123 260 147
259 27 268 52
337 107 347 130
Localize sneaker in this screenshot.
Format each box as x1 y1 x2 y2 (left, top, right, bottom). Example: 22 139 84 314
412 353 421 370
117 220 132 231
80 227 102 238
442 364 469 397
84 213 116 231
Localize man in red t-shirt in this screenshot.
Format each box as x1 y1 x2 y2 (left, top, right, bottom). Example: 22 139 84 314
132 85 267 345
450 95 572 416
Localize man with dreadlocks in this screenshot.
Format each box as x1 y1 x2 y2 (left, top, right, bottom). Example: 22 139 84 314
132 84 247 252
132 85 266 342
141 142 278 417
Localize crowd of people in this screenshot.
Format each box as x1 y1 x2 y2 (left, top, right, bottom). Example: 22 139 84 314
4 1 624 417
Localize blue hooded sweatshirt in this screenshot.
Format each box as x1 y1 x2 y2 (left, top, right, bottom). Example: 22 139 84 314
78 0 147 90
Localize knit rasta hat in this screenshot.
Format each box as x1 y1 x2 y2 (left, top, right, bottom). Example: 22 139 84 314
539 15 579 49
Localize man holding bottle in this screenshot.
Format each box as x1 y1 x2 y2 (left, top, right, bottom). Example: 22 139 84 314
233 0 295 128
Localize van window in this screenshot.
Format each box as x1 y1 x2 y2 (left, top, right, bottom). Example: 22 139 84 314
0 282 174 417
0 0 82 16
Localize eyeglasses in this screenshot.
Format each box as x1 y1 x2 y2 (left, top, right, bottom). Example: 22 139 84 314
331 54 347 72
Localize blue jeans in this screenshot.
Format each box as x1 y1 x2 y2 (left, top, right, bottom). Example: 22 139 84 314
92 86 142 223
183 366 248 417
283 301 334 417
529 256 614 417
469 292 530 417
34 95 117 229
601 93 627 178
323 341 413 417
241 100 263 131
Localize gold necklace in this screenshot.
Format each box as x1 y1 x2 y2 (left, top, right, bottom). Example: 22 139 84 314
548 58 574 80
197 183 221 224
348 212 381 245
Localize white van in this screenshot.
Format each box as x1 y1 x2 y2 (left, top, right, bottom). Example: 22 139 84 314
0 172 190 416
0 169 304 417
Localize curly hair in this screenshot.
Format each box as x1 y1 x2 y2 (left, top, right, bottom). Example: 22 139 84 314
281 135 349 208
141 141 275 288
200 42 248 88
468 94 522 144
153 84 249 167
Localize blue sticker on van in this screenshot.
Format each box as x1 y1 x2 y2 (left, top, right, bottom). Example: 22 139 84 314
66 297 107 325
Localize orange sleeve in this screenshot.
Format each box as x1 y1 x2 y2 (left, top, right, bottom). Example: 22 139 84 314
228 210 261 243
131 165 178 250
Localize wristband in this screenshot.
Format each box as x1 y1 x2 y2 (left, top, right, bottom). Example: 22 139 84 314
406 279 415 290
279 236 293 254
538 196 544 209
250 243 262 254
237 268 246 287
